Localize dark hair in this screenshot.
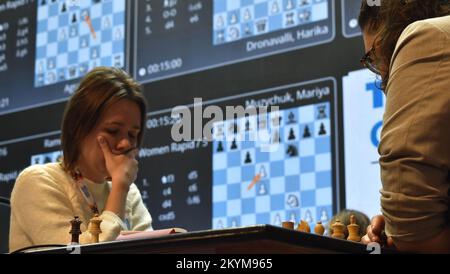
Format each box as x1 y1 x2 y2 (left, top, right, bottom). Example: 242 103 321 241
359 0 450 89
61 67 147 175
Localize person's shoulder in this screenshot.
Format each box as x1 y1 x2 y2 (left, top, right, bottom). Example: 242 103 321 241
18 162 64 178
401 15 450 40
15 162 67 189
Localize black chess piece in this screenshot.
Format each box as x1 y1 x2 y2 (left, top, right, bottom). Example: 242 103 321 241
288 111 296 124
288 128 296 140
286 145 298 157
244 151 252 164
245 119 251 131
61 2 67 12
230 138 238 150
303 125 311 138
41 0 46 5
72 13 77 24
217 141 224 152
69 216 82 244
318 105 327 119
319 123 327 136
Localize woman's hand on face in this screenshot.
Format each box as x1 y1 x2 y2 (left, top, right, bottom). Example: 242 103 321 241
97 136 138 191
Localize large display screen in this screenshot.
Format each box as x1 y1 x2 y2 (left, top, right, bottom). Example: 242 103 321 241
0 0 384 231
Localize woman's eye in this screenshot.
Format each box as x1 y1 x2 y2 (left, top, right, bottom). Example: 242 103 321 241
106 129 119 135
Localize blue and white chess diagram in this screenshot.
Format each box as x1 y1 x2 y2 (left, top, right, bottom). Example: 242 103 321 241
212 103 333 230
213 0 329 45
34 0 126 87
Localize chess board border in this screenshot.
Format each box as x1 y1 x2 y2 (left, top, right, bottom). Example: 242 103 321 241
133 0 336 85
341 0 362 38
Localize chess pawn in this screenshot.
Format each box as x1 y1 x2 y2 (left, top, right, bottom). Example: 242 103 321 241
297 220 311 233
282 221 294 230
314 221 325 236
331 219 345 239
347 215 361 242
89 214 102 243
69 216 82 245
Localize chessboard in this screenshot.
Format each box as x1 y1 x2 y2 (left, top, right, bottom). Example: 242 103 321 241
212 102 334 231
34 0 126 87
213 0 330 45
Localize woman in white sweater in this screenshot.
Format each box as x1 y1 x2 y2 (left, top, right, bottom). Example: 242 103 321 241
9 67 153 252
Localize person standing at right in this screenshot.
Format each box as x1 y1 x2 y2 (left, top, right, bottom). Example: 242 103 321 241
358 0 450 252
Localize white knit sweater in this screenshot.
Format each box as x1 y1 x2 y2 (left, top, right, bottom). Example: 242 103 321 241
9 163 152 252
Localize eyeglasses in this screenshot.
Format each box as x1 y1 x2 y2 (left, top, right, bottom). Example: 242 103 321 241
360 46 381 75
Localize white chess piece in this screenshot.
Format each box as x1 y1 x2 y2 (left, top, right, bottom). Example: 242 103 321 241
216 15 224 28
274 213 281 226
305 210 313 223
230 13 237 24
320 209 329 222
258 183 267 195
290 213 296 223
271 1 280 14
243 9 251 21
217 220 224 229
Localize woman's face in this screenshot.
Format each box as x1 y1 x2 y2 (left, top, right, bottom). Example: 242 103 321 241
77 99 141 182
362 30 387 77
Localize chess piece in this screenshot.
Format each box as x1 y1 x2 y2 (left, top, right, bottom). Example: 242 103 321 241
286 13 295 26
314 221 325 236
103 17 111 29
286 194 299 208
271 1 279 14
71 13 77 24
217 220 224 229
216 15 224 28
347 215 361 242
274 213 282 226
288 128 296 140
317 105 327 119
217 141 224 152
244 151 252 164
297 220 311 233
258 183 267 195
231 219 238 227
319 123 327 135
243 8 251 21
259 165 267 178
230 13 238 24
245 119 251 131
305 210 313 223
289 213 296 223
89 214 102 243
303 125 311 138
286 144 298 157
282 221 294 229
61 2 67 12
286 0 294 9
320 208 329 222
331 219 345 239
69 216 82 245
230 138 238 150
288 112 296 124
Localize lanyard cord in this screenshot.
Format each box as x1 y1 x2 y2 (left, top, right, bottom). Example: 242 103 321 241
72 171 100 215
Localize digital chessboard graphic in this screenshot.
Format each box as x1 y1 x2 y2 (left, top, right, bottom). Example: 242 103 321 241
212 102 333 230
213 0 329 45
34 0 126 87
